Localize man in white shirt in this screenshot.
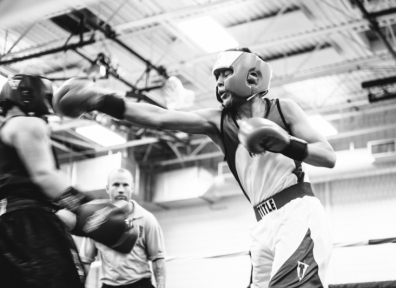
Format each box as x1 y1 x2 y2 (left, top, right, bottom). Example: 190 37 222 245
80 168 166 288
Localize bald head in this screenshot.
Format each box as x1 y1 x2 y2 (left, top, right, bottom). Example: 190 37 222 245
106 168 134 202
107 168 133 184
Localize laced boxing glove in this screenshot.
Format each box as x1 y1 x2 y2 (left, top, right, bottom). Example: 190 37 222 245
55 188 138 253
53 78 125 119
238 117 308 161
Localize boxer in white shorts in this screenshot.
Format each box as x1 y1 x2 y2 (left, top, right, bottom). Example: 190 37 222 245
53 47 336 287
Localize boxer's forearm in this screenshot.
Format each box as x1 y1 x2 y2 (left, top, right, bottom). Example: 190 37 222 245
305 141 336 168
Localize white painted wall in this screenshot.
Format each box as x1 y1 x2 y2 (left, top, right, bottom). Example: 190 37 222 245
150 172 396 288
68 151 396 287
61 152 123 191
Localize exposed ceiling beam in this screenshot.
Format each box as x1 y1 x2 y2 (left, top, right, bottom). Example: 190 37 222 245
73 49 166 108
271 53 393 87
169 12 396 69
113 0 260 34
158 151 223 166
353 1 396 62
157 122 396 165
312 101 396 121
74 10 168 78
327 123 396 140
57 137 158 159
51 140 73 152
51 133 99 149
0 38 96 65
50 119 95 132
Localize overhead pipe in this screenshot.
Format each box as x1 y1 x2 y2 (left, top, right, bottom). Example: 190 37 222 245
73 49 166 108
0 38 96 65
74 10 168 78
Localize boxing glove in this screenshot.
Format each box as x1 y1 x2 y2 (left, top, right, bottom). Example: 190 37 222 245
53 78 125 119
73 201 138 254
55 189 138 253
55 187 93 212
238 117 308 161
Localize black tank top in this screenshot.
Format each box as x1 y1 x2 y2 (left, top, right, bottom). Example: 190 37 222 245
0 117 55 200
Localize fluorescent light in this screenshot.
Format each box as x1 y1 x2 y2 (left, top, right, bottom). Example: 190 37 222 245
0 74 7 91
47 115 61 122
178 16 238 53
308 115 338 137
76 125 126 147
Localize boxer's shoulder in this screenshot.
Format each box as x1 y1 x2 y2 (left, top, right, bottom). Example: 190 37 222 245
2 116 47 145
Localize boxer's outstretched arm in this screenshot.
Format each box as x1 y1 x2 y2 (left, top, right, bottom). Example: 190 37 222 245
123 103 220 135
2 116 69 198
53 78 220 136
279 98 336 168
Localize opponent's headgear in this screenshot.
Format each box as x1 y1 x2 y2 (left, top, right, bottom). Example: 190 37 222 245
0 74 53 116
212 50 272 104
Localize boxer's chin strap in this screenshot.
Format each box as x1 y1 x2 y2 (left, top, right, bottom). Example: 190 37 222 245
246 92 260 102
222 90 268 108
245 90 268 102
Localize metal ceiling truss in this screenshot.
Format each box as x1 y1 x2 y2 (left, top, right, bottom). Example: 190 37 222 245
0 37 96 65
173 10 396 70
113 0 261 34
72 9 168 78
56 137 159 160
353 0 396 62
72 49 165 108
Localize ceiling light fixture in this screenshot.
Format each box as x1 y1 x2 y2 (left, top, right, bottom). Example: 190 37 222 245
178 16 238 53
0 74 8 91
308 115 338 137
76 124 126 147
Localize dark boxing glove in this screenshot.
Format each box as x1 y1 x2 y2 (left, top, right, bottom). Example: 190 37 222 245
55 189 138 253
53 78 125 119
238 117 308 161
55 187 92 212
73 201 138 254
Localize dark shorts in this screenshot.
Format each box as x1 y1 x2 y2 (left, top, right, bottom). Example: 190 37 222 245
102 278 155 288
0 206 85 288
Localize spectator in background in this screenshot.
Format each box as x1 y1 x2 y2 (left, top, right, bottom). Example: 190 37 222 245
80 168 166 288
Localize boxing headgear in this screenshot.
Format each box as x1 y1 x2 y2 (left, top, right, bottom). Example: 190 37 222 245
212 51 272 104
0 74 53 116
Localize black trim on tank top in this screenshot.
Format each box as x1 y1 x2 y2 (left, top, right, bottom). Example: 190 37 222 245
276 99 292 135
275 99 305 183
220 109 228 161
264 98 271 118
230 111 240 129
51 145 60 169
220 109 251 203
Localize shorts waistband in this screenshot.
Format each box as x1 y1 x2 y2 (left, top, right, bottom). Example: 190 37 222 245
0 197 54 216
253 182 315 221
102 278 152 288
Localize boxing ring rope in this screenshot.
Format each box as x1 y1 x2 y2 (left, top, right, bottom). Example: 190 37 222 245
160 236 396 262
86 236 396 287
